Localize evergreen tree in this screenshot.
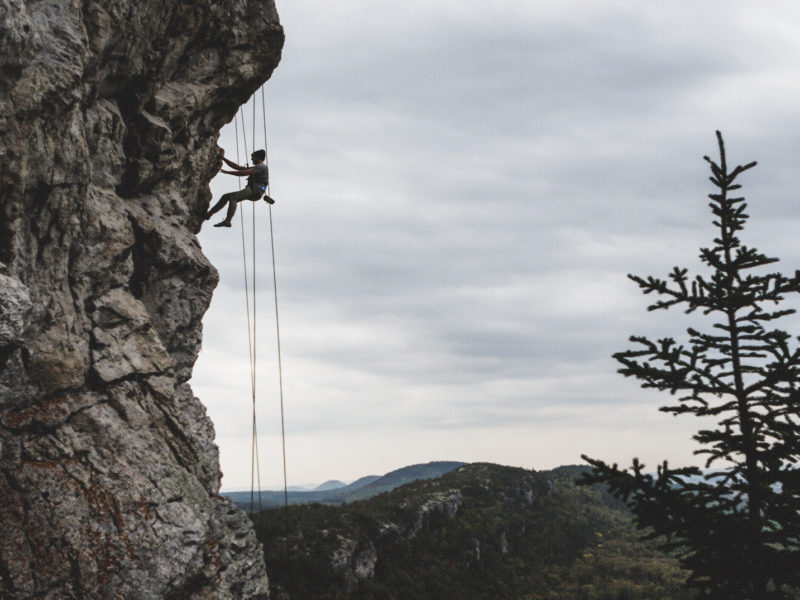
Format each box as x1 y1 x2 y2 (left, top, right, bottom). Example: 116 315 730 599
581 132 800 599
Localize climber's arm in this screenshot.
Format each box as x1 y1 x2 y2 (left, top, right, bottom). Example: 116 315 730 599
222 156 249 171
221 169 255 177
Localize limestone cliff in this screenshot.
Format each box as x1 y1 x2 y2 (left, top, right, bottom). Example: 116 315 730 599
0 1 283 598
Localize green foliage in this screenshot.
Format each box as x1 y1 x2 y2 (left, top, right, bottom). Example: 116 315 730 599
581 132 800 599
253 463 694 600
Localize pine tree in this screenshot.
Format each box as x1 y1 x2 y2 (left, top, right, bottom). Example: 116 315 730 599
580 132 800 599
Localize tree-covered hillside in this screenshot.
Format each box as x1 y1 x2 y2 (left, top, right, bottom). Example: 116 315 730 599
253 463 695 599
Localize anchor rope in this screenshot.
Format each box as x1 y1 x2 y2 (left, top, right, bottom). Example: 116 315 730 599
232 87 288 517
234 108 261 515
259 84 290 517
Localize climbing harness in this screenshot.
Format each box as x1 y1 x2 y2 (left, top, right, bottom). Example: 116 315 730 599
231 84 289 516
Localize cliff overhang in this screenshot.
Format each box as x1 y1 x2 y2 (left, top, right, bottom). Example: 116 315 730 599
0 2 283 597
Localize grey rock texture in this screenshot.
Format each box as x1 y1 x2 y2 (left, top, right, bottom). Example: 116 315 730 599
409 489 462 538
0 1 283 598
331 537 377 594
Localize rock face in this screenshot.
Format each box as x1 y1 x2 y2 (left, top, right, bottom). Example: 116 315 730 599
0 1 283 598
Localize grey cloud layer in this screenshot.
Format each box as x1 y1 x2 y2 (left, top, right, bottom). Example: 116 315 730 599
193 1 800 488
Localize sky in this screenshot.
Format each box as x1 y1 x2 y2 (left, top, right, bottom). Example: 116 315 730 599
191 1 800 491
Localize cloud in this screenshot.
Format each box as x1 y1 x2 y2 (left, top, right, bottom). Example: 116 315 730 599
194 1 800 489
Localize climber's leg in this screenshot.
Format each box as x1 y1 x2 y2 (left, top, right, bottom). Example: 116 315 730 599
205 194 231 219
221 187 256 224
208 187 255 225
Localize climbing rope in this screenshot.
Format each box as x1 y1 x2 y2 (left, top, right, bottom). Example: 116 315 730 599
234 107 263 514
262 81 290 516
257 84 290 517
231 86 289 517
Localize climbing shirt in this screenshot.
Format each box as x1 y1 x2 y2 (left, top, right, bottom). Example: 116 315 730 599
248 162 269 193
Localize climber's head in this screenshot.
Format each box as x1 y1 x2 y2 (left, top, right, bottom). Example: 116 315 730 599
251 149 266 163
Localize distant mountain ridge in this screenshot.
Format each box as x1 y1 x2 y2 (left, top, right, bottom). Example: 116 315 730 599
312 480 348 492
222 461 466 511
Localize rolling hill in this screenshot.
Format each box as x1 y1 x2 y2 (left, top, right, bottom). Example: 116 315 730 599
222 461 465 511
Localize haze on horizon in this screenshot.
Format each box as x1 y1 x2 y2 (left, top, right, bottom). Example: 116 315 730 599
190 1 800 491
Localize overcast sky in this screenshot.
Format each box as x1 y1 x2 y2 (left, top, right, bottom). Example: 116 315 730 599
191 1 800 491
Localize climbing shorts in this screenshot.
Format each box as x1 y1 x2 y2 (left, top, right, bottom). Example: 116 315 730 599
222 185 260 203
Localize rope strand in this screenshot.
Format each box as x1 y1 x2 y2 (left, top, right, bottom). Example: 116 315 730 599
251 99 262 511
259 83 289 516
232 87 285 519
262 86 270 187
235 109 259 515
269 204 289 515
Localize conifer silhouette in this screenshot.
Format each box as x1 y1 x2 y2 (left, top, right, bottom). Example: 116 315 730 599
581 132 800 599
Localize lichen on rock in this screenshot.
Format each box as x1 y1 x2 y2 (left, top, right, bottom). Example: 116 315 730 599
0 1 284 598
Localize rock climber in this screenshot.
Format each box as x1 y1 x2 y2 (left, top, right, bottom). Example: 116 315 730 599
206 148 274 227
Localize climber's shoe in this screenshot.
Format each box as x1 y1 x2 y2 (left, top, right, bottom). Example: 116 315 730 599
213 220 232 228
264 195 276 205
